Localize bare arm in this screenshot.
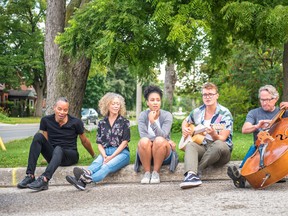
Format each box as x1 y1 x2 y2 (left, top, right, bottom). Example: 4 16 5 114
209 128 230 142
242 120 270 134
79 133 95 158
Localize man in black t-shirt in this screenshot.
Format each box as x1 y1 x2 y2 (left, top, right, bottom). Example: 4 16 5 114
17 97 95 191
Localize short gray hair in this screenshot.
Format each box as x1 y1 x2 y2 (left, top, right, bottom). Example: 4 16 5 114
258 85 279 99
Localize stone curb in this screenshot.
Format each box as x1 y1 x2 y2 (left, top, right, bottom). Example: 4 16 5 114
0 161 241 187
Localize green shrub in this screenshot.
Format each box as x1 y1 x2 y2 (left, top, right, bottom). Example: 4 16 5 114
171 118 182 133
218 83 251 132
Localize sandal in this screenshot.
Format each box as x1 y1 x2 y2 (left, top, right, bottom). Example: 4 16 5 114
227 165 246 188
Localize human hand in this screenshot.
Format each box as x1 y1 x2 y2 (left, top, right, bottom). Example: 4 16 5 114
182 126 192 138
206 125 216 135
168 140 176 151
103 155 113 164
280 102 288 110
256 120 271 130
148 110 157 123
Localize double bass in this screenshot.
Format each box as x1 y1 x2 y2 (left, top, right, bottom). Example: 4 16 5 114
241 108 288 189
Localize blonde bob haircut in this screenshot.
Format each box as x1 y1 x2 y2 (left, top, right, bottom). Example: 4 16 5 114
98 92 126 117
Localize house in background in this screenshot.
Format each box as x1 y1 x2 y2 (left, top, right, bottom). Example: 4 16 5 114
0 84 37 116
0 84 9 109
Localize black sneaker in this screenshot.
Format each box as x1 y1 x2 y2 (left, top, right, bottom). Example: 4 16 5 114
227 165 246 188
73 167 92 183
276 178 286 183
27 176 48 191
66 175 86 191
17 175 35 189
180 172 202 189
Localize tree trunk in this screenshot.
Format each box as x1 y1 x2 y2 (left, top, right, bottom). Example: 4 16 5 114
44 0 65 115
44 0 91 117
164 62 177 112
33 76 46 117
136 80 142 121
283 43 288 101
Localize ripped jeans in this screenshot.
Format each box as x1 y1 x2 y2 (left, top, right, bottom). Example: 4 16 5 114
87 146 130 182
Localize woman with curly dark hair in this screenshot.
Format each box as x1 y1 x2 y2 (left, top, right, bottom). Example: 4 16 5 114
135 85 176 184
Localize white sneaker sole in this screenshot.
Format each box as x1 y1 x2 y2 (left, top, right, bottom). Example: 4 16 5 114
180 181 202 189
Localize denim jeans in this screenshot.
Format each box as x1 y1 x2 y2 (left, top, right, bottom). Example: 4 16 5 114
239 144 257 168
87 146 130 182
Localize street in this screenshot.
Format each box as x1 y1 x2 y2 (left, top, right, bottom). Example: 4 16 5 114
0 123 39 143
0 123 97 143
0 180 287 216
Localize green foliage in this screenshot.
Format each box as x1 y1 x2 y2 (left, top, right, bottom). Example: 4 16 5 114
209 40 283 110
0 0 46 88
82 73 107 112
0 107 10 122
218 84 251 132
83 65 137 113
221 1 288 46
171 118 182 133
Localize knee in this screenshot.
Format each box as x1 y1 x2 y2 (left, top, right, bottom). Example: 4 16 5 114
154 137 165 145
186 141 197 150
138 138 151 150
52 146 64 157
153 137 167 149
33 133 46 143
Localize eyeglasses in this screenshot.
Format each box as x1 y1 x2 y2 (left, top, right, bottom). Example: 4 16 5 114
202 93 217 98
259 98 274 103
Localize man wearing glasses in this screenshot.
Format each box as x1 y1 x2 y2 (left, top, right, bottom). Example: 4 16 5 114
180 82 233 189
227 84 288 188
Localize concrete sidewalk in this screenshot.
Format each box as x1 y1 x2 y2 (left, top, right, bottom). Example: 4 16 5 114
0 161 241 187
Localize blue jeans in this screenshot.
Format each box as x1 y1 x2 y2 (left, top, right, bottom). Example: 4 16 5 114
87 146 130 182
239 144 257 168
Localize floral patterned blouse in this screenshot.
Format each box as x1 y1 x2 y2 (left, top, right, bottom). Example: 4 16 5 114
96 115 130 149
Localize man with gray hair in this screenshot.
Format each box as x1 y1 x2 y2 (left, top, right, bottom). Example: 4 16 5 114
17 97 95 191
227 85 288 188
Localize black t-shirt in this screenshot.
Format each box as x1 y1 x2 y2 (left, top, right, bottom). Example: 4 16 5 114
40 114 84 150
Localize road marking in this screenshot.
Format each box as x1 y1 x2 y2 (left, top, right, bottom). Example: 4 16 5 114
12 168 18 186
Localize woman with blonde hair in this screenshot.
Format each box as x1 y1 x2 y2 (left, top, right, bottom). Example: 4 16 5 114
66 93 130 190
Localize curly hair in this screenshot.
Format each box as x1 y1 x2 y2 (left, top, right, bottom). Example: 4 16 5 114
143 85 163 101
98 93 126 117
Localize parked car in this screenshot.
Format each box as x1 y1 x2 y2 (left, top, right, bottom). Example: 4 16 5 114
81 108 98 125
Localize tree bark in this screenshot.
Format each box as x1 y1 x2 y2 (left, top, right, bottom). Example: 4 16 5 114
164 62 177 112
44 0 91 117
283 43 288 101
136 80 142 121
33 74 46 117
44 0 66 114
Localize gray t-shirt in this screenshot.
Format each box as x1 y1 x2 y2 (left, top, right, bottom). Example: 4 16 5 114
245 107 288 142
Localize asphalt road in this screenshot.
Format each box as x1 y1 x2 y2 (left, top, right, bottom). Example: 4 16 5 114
1 181 287 216
0 123 39 143
0 123 98 143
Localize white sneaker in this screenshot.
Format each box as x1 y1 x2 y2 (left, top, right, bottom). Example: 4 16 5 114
150 171 160 184
141 172 151 184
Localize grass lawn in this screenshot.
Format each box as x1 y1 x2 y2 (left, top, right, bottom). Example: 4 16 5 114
0 117 41 124
0 125 253 168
